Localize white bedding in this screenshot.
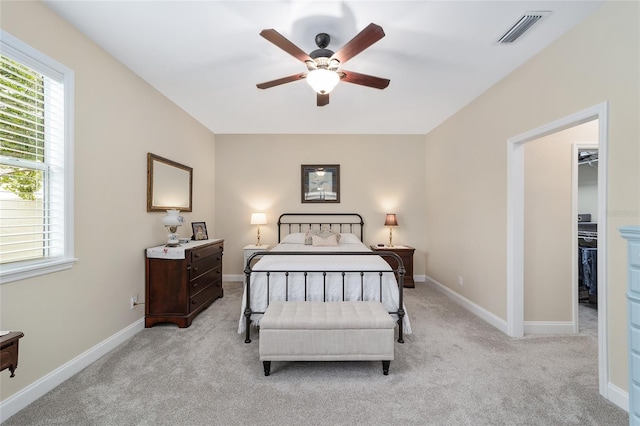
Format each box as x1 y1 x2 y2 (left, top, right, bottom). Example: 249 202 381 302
238 238 412 334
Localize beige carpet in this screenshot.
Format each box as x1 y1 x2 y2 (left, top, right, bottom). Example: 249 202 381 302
4 281 627 425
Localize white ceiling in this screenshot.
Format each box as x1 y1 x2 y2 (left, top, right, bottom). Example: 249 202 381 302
43 1 604 135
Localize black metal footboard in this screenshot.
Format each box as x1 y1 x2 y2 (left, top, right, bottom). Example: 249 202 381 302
243 251 405 344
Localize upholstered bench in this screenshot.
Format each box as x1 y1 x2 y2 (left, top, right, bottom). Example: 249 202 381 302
259 301 396 376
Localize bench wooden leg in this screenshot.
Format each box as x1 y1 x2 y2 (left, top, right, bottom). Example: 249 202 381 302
382 360 390 375
263 361 271 376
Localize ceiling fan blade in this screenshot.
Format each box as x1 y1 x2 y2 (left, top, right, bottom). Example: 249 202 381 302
317 93 329 107
256 73 306 89
260 29 312 63
330 23 385 64
341 70 390 89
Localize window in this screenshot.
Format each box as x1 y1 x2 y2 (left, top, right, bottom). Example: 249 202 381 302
0 31 75 283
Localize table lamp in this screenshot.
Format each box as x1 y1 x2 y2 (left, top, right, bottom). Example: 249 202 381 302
162 209 184 246
251 213 267 246
384 213 398 247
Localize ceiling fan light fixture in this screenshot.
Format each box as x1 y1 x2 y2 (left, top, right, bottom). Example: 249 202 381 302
306 68 340 94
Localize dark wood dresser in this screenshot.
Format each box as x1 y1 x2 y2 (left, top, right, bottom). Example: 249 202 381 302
145 239 224 328
370 245 415 288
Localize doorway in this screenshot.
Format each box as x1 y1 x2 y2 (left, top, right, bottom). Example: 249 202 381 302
520 122 599 335
507 102 609 398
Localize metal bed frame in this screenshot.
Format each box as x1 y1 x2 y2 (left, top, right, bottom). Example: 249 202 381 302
243 213 405 344
277 212 365 242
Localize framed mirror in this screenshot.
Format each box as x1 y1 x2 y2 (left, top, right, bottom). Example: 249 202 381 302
147 153 193 212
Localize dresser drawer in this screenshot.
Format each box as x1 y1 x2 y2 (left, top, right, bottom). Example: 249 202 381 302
189 280 222 312
190 243 223 263
631 267 640 294
631 242 640 267
189 254 221 280
190 266 221 296
0 345 18 370
0 343 17 371
631 325 640 353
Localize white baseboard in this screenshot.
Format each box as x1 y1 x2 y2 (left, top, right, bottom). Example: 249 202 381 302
0 318 144 423
607 381 629 412
425 275 508 333
523 321 576 335
224 274 244 282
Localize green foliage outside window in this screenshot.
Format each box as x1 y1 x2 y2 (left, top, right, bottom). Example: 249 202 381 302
0 55 45 200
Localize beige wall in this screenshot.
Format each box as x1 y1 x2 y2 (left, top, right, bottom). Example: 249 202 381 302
524 120 598 322
0 0 216 400
214 134 426 276
425 0 639 393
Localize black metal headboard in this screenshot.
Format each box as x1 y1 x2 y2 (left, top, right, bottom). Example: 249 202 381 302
277 213 364 242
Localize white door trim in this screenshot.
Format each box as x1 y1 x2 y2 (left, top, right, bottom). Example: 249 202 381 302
506 102 609 398
572 142 599 334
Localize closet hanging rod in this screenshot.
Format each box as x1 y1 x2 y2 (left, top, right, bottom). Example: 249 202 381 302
578 158 599 166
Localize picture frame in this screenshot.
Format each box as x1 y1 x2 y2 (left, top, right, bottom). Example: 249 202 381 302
191 222 208 241
301 164 340 203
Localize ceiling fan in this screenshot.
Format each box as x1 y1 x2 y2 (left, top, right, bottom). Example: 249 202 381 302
256 23 390 107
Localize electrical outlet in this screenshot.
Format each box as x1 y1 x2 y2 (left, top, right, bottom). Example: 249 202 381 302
130 294 138 310
458 276 464 286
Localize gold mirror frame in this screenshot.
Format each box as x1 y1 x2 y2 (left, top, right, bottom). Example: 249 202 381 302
147 153 193 212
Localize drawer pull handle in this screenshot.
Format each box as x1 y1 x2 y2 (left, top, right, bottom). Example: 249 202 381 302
194 253 201 258
193 267 199 273
193 282 198 288
192 300 197 305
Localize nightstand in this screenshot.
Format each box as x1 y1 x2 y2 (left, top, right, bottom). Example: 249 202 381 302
244 245 270 270
370 245 415 288
1 331 25 378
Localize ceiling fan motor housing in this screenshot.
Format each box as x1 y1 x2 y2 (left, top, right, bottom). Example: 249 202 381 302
309 33 338 70
315 33 331 49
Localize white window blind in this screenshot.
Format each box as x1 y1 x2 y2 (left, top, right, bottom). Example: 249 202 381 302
0 31 75 283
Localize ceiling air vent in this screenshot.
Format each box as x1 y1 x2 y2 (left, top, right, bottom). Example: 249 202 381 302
497 11 551 44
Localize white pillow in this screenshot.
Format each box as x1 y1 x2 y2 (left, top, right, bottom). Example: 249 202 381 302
339 233 361 244
280 233 305 244
311 233 339 246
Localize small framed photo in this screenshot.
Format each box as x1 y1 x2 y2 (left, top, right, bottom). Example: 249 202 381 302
191 222 208 241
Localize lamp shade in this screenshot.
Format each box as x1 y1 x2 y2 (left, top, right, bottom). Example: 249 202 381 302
306 69 340 94
250 213 267 225
384 213 398 227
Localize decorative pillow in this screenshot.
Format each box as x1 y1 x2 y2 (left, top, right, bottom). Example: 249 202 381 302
280 233 305 244
311 233 339 247
304 229 341 245
339 233 361 244
304 229 318 245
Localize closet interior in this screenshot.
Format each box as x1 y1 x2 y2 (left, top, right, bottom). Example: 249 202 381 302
578 149 598 307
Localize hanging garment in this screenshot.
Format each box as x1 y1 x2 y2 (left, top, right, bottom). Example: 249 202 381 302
579 247 598 296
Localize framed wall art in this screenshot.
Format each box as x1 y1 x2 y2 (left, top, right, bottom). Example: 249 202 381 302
301 164 340 203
